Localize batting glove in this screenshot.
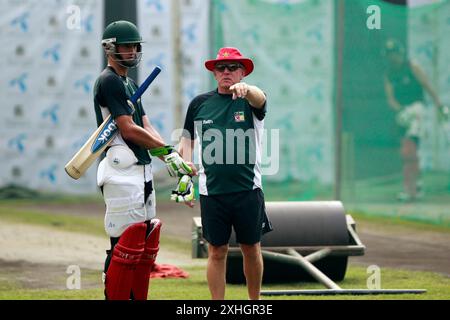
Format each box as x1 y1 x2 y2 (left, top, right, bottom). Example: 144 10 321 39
163 152 193 177
150 145 193 177
171 175 195 203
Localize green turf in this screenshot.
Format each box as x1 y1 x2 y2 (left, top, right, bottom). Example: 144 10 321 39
0 264 448 300
0 187 104 204
0 205 105 237
0 199 448 300
349 210 450 233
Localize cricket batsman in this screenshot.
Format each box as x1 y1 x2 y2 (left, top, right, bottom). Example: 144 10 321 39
94 20 196 300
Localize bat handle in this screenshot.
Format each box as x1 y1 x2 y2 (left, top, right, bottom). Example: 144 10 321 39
129 66 162 105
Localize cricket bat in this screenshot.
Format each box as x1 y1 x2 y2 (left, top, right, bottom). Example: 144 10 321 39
65 66 162 180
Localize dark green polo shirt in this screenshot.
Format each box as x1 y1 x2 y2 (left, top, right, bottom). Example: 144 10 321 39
183 89 267 196
386 62 424 106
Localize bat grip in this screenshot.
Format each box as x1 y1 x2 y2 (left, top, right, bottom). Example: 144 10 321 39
129 66 162 105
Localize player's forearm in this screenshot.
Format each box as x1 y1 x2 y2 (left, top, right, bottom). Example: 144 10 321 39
121 125 165 150
142 115 165 143
411 62 442 107
385 85 401 111
246 85 266 109
425 85 442 108
388 97 402 111
419 76 441 107
144 124 164 143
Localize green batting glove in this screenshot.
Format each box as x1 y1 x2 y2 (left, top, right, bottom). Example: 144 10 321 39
150 145 193 177
171 175 195 203
164 152 193 177
149 145 176 157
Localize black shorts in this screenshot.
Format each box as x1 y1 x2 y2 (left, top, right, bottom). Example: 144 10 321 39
200 188 270 246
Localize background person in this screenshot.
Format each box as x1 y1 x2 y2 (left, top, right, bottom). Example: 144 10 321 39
383 38 448 201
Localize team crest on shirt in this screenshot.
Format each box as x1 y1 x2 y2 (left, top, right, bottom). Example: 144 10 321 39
234 111 245 122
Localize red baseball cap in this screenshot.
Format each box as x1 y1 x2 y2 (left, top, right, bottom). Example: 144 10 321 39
205 47 254 76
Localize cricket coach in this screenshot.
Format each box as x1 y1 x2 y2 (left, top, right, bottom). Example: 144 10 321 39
177 47 272 300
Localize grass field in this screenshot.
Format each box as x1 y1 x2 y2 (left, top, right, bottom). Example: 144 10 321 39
0 198 449 300
0 263 448 300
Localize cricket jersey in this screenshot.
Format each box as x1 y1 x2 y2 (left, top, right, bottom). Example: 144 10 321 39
386 62 424 106
183 89 267 196
93 66 151 165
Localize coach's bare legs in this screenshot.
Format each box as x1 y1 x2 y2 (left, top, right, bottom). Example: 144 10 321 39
207 244 228 300
240 242 263 300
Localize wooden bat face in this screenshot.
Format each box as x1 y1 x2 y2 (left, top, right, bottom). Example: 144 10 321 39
65 117 114 180
91 116 117 153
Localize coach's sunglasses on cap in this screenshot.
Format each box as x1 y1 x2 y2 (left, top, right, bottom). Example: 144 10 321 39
214 63 243 72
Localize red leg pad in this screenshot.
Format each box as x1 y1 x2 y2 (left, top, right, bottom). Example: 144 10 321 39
105 223 146 300
131 219 162 300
